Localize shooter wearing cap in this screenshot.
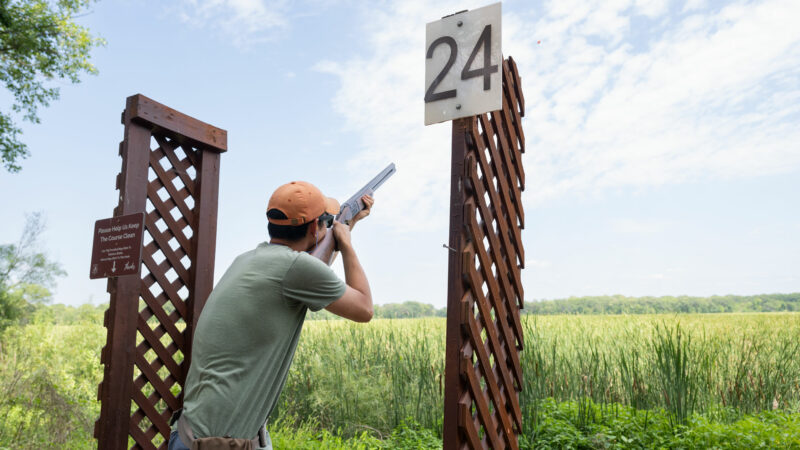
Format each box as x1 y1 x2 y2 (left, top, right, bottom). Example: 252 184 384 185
169 181 374 450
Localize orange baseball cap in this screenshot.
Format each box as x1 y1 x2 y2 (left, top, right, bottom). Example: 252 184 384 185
267 181 340 226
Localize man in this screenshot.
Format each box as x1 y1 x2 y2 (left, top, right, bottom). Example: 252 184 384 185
169 181 374 450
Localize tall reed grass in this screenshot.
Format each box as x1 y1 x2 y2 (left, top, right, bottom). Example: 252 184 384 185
276 313 800 437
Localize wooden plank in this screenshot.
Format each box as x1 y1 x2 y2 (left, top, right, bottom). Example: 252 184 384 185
502 61 525 155
143 215 191 286
184 147 221 388
464 227 524 392
461 352 502 449
463 276 522 437
464 257 523 430
145 187 193 254
465 191 525 365
459 399 482 449
443 118 472 450
96 111 152 450
143 238 189 285
138 289 185 349
128 94 227 153
134 351 180 411
508 57 525 117
153 135 197 197
180 143 200 168
130 388 169 448
476 114 525 255
149 151 195 221
141 275 188 321
467 154 525 331
489 108 525 221
136 315 183 382
474 113 525 266
497 103 525 192
141 252 190 321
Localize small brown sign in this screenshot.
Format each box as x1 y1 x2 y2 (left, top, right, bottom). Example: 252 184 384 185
90 212 145 279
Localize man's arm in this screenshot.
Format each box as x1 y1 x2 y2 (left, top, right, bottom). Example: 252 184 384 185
324 222 373 322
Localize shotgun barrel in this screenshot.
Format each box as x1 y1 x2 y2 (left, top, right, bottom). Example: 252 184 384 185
309 163 396 265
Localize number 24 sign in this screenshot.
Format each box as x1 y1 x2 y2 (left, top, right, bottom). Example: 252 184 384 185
424 2 502 126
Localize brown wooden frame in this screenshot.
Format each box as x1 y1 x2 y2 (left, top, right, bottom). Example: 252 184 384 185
95 94 226 450
443 57 526 449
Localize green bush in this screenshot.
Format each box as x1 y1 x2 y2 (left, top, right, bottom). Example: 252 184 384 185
521 399 800 449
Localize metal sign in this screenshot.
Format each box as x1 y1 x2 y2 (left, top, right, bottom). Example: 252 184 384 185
424 2 502 125
89 212 145 279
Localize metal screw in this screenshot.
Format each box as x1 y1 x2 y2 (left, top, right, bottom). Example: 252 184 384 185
457 20 463 27
456 104 462 110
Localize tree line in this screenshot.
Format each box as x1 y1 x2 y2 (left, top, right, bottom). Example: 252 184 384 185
525 293 800 315
307 301 447 320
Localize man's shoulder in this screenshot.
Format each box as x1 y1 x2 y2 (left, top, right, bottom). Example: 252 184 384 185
289 250 334 274
239 243 300 264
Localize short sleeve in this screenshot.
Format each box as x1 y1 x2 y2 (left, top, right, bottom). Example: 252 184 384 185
283 253 346 311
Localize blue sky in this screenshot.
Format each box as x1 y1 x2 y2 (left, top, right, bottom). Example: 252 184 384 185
1 0 798 308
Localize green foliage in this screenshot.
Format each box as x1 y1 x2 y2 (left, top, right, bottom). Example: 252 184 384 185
520 398 800 449
0 212 65 330
520 314 800 423
0 321 104 448
651 323 698 427
277 319 444 436
268 417 440 449
29 301 104 325
268 417 383 449
0 0 105 172
381 418 441 449
2 309 800 448
527 293 800 315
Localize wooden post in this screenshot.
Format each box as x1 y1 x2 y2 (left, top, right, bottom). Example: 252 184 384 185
95 100 153 450
442 57 526 449
443 117 472 449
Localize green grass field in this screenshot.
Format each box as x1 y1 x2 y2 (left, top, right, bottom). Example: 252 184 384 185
1 311 799 448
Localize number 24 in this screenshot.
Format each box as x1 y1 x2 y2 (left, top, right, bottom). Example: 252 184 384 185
425 24 499 103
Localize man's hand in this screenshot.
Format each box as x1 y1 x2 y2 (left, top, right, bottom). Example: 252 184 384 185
348 195 374 230
332 221 353 252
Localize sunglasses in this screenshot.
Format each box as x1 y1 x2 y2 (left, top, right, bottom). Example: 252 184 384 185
318 212 334 228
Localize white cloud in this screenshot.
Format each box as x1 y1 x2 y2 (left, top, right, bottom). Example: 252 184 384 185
318 0 800 235
174 0 290 46
517 0 800 204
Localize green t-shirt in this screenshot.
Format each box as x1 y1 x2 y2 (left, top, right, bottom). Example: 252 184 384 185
182 243 346 439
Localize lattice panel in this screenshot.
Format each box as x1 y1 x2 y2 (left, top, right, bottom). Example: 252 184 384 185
96 94 226 450
127 135 198 449
445 57 525 449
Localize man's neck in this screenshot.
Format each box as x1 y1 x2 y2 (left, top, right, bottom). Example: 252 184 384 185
269 238 312 253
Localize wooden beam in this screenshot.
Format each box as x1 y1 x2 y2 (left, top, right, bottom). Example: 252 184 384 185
127 94 228 153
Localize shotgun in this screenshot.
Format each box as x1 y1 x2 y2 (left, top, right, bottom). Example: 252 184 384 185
309 163 396 265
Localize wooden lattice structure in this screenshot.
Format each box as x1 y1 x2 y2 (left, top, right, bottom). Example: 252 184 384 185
443 57 525 449
95 94 227 449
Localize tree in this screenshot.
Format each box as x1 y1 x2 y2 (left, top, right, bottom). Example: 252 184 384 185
0 0 104 172
0 212 65 330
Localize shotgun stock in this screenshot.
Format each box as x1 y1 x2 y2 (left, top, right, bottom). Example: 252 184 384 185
309 163 396 265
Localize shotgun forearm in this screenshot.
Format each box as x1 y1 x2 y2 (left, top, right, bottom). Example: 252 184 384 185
309 225 338 265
